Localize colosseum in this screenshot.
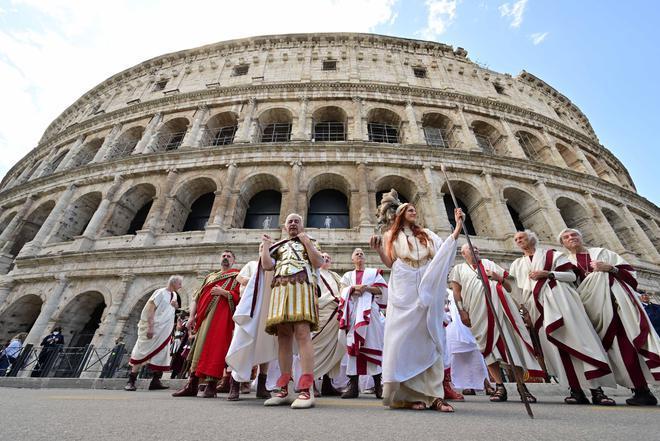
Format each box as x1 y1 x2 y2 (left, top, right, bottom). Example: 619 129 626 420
0 33 658 374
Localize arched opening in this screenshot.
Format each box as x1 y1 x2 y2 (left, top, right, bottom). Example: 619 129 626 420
40 150 69 177
107 127 144 160
154 118 189 151
556 197 598 245
49 192 102 242
556 143 584 173
0 294 43 344
204 111 238 146
367 108 401 143
441 181 491 236
70 138 104 168
182 193 214 231
515 131 546 162
163 178 216 233
470 120 502 154
0 211 17 234
634 218 659 253
307 189 349 229
312 106 347 141
55 291 106 347
234 174 283 228
103 184 156 236
503 187 553 240
602 207 643 255
10 201 55 257
422 113 457 148
258 108 293 143
243 190 282 229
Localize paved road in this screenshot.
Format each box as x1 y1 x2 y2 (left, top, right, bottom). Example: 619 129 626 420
1 387 657 441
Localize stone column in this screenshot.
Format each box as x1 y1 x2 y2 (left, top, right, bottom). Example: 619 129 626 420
94 274 134 350
286 161 302 215
482 172 517 236
181 105 210 148
211 163 239 226
571 142 599 177
404 100 424 145
583 193 626 253
533 180 568 239
0 277 14 310
23 275 69 346
234 97 257 143
18 184 77 257
356 162 374 226
133 113 163 154
499 118 527 159
619 204 659 261
449 107 471 150
75 176 124 251
292 97 309 141
423 165 452 231
540 129 568 167
92 124 122 163
0 196 34 252
352 97 367 141
133 170 180 247
57 135 86 171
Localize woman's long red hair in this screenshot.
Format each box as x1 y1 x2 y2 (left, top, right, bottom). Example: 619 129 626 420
385 205 430 261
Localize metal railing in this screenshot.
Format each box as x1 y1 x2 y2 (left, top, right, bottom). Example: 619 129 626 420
2 344 131 379
260 123 292 143
155 131 187 151
313 122 346 141
201 126 237 146
367 122 399 144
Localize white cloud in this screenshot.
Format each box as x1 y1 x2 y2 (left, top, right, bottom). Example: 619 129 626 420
499 0 527 28
0 0 399 181
418 0 458 41
530 31 549 45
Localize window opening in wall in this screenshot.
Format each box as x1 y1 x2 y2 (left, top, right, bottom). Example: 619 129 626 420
127 201 153 235
507 203 526 231
322 60 337 71
261 123 291 143
232 64 249 76
424 126 450 148
307 189 349 229
474 134 494 154
443 194 476 235
212 125 237 146
153 80 168 92
163 132 186 151
313 122 345 141
183 193 214 232
413 67 427 78
493 83 506 95
516 133 539 160
368 122 399 143
243 190 282 229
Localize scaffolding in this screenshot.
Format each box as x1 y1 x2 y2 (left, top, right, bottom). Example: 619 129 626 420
368 122 399 144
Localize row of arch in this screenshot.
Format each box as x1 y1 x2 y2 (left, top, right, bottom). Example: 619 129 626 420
3 102 629 191
1 172 657 265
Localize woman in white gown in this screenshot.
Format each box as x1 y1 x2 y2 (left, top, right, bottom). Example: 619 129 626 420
371 201 463 413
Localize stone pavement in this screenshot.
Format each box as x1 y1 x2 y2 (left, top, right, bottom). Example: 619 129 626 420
0 382 658 441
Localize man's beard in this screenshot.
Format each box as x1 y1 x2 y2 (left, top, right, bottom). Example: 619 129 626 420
221 258 229 266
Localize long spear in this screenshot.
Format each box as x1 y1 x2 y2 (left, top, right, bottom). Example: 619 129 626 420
440 164 534 419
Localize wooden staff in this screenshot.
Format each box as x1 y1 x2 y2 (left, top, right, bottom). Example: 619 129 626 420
440 164 534 419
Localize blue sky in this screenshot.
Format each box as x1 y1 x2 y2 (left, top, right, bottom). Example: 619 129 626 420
0 0 658 205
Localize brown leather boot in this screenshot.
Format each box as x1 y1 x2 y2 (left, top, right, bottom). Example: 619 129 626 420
373 374 383 399
217 374 231 393
256 373 271 399
148 371 168 390
240 382 251 394
227 377 240 401
341 375 359 399
172 375 199 397
321 374 341 396
202 380 217 398
443 368 464 401
124 372 138 391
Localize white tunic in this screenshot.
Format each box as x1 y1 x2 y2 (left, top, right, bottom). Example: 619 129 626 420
449 260 541 375
382 229 457 406
509 249 615 390
129 288 176 370
568 248 660 387
312 268 346 378
339 268 388 376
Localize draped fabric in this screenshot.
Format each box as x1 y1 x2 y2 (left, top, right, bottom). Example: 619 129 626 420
569 248 660 386
509 249 615 390
129 288 176 371
312 269 346 378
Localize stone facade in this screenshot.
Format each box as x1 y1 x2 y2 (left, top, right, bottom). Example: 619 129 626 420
0 33 658 356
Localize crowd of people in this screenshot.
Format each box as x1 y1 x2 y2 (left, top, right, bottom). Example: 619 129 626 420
122 189 659 412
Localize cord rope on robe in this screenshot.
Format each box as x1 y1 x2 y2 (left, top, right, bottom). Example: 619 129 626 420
440 163 534 420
